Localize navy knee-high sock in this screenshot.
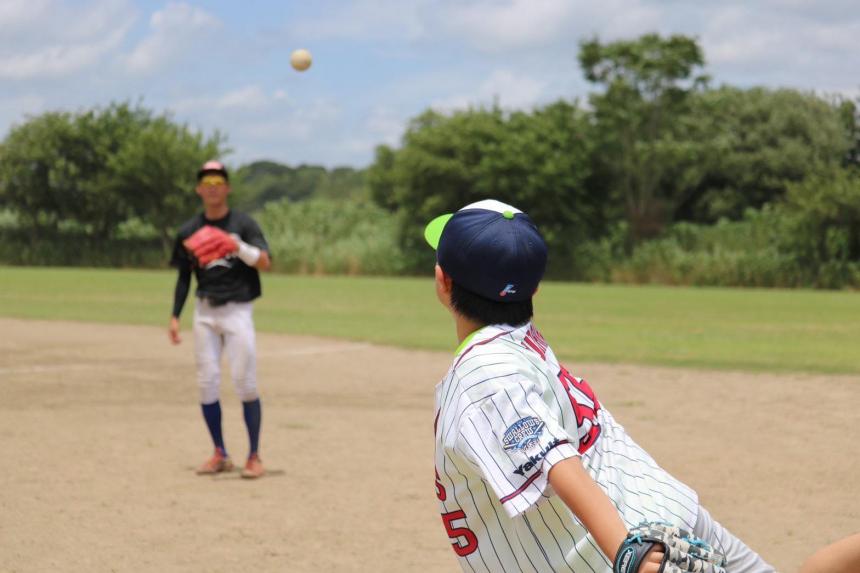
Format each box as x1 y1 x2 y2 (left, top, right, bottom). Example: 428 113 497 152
201 401 226 455
242 399 262 456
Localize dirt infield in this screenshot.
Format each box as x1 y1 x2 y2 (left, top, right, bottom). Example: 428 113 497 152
0 317 857 572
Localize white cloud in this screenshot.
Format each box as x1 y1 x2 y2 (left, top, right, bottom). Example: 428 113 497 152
0 0 52 29
363 107 405 146
171 86 292 114
291 0 662 53
433 69 547 111
0 0 135 80
0 95 47 131
0 28 130 80
123 2 220 75
441 0 575 52
285 0 429 42
444 0 665 51
216 86 270 110
698 2 860 91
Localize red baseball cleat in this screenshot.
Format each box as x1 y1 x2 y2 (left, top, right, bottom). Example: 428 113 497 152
196 450 234 475
241 454 265 479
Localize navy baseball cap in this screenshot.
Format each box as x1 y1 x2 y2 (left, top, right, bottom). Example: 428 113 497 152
424 200 548 302
197 160 229 182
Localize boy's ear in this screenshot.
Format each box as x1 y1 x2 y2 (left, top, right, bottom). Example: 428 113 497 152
435 264 452 291
435 264 454 307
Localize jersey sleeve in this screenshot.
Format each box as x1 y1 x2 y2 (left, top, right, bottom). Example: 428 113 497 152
454 381 581 518
240 216 270 253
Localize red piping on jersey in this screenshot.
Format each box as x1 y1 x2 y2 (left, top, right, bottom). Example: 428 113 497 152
500 470 542 504
454 330 514 368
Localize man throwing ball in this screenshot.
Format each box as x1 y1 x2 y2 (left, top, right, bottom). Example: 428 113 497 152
168 160 271 479
424 200 775 571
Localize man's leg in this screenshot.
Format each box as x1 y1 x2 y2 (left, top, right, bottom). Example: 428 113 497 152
193 300 232 473
693 505 776 572
223 302 264 478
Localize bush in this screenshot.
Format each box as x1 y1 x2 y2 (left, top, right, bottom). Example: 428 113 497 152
605 202 860 288
257 198 406 275
0 228 164 267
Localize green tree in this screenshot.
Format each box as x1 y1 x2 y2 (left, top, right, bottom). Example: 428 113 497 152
837 97 859 167
0 102 224 248
109 114 225 249
367 102 596 275
778 168 860 286
674 87 851 222
580 33 708 242
231 161 366 211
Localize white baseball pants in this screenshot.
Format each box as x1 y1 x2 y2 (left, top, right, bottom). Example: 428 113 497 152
193 299 259 404
694 505 778 572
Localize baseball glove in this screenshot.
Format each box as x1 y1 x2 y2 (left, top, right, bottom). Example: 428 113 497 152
183 225 238 266
613 522 727 573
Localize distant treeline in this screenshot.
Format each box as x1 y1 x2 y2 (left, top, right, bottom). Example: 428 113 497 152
1 33 858 287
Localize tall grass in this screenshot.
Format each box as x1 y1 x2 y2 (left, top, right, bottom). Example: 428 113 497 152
610 209 860 288
257 198 406 275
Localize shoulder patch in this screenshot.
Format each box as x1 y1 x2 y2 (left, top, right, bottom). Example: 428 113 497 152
502 416 545 451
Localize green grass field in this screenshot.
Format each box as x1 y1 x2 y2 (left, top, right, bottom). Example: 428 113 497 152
1 266 858 374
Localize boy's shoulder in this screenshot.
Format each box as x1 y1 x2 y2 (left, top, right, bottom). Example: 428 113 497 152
176 213 205 238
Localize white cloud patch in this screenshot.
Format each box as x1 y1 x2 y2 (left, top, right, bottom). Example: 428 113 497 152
290 0 661 52
123 2 221 75
441 0 575 52
0 94 48 132
216 86 270 111
0 0 135 80
0 0 52 29
171 85 283 114
697 2 860 91
433 69 547 111
438 0 664 51
363 107 405 147
286 0 430 42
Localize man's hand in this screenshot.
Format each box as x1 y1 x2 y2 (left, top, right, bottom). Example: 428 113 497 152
640 550 663 572
168 316 182 345
613 522 726 573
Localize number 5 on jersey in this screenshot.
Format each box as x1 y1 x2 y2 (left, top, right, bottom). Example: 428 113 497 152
441 510 478 556
436 469 478 556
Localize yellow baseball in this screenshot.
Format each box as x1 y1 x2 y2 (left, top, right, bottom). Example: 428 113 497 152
290 49 312 72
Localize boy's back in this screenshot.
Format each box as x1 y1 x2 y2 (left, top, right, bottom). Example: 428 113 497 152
435 321 698 572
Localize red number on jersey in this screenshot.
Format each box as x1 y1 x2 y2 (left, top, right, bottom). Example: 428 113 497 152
435 469 447 501
557 365 602 453
441 510 478 556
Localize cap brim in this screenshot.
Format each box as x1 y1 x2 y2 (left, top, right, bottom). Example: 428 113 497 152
424 213 453 250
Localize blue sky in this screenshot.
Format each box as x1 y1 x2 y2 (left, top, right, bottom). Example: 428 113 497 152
1 0 858 169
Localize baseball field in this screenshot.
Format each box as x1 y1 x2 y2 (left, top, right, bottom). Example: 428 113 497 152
1 267 858 572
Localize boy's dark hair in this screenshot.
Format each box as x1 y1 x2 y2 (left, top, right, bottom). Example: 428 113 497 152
450 281 533 327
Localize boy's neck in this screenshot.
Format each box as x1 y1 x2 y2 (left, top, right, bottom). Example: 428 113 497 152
455 314 485 345
204 205 229 220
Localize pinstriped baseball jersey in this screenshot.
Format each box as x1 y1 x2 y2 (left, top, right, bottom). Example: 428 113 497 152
434 322 700 572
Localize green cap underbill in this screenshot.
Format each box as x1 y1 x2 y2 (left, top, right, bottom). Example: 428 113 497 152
424 213 453 250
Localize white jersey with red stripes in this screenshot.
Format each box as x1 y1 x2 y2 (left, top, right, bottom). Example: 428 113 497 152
433 322 700 572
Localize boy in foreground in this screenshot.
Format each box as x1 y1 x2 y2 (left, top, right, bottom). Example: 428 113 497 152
425 200 774 572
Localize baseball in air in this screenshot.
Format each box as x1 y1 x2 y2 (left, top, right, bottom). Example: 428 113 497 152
290 49 312 71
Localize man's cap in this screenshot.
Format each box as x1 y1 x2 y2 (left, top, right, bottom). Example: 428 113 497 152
424 199 548 302
197 160 229 182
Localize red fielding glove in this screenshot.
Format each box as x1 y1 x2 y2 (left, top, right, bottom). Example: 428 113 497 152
183 226 238 266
